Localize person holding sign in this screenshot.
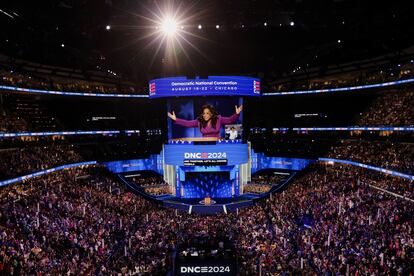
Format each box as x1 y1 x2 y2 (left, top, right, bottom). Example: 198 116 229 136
168 104 242 138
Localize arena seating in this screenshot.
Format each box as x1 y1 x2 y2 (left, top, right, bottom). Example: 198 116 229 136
0 57 413 276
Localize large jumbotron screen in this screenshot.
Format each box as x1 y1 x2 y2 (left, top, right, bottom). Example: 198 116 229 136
167 97 243 139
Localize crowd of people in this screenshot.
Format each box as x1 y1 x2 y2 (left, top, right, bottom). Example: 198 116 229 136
0 166 170 274
250 174 285 186
0 68 143 95
0 113 27 132
328 140 414 175
2 58 414 98
243 184 271 194
0 61 413 275
243 174 286 194
262 164 413 275
0 144 82 180
358 90 414 126
2 163 412 275
0 159 412 275
268 60 414 92
142 186 171 196
131 176 171 196
131 176 167 188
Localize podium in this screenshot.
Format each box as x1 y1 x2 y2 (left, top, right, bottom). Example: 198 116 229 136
204 195 211 205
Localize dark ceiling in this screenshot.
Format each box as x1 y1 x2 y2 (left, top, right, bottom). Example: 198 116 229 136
0 0 413 81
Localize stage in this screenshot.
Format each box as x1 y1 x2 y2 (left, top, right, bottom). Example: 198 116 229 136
117 168 297 214
104 76 311 214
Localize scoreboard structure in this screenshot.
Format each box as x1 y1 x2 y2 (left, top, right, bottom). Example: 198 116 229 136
148 75 258 200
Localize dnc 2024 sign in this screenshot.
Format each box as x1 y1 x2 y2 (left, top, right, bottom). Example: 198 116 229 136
149 76 260 98
164 144 248 166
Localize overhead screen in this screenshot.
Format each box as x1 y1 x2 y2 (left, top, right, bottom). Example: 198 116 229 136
167 97 243 139
149 76 260 98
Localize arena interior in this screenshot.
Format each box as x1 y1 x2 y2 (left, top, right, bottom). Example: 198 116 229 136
0 1 413 275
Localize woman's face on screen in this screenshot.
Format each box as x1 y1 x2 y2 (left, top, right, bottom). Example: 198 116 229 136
202 108 212 121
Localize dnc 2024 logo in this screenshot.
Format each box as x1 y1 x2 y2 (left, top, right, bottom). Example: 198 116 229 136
184 152 227 159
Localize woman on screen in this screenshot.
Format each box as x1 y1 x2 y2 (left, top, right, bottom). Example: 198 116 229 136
167 104 242 138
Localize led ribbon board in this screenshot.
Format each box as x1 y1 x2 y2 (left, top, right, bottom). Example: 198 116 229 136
250 151 313 173
0 85 148 98
148 76 260 98
319 158 414 181
263 78 414 96
0 161 97 187
103 156 162 174
0 130 121 138
292 127 414 131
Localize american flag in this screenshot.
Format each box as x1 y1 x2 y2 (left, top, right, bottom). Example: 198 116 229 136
149 82 156 95
253 80 261 94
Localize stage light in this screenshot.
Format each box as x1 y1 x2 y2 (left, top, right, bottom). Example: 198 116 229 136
216 24 220 29
264 22 267 26
161 17 177 36
61 43 65 47
106 25 111 30
290 21 295 26
144 5 210 70
337 39 341 43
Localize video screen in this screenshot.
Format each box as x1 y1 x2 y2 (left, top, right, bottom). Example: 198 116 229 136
167 97 243 139
224 124 243 140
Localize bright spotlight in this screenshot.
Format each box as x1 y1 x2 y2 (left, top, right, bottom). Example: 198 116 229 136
106 25 111 30
161 17 177 35
198 24 202 29
290 21 295 26
216 24 220 29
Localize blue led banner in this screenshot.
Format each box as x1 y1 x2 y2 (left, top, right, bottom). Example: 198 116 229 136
293 127 414 131
2 78 414 98
264 78 414 96
318 158 414 180
0 85 148 98
169 139 243 144
250 150 313 173
0 161 97 187
103 155 162 174
149 76 260 98
1 127 412 139
164 144 249 166
0 130 121 138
